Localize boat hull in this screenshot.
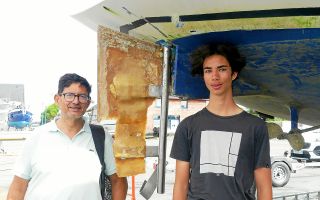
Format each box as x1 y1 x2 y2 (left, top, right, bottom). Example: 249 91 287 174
7 110 32 129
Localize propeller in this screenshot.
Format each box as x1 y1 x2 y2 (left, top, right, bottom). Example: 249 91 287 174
279 132 305 151
267 123 320 150
266 123 304 151
266 123 283 139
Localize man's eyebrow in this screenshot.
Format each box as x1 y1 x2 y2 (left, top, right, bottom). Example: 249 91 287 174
217 65 229 68
203 65 228 69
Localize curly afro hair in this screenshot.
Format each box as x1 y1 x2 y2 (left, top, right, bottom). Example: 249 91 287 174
190 43 246 77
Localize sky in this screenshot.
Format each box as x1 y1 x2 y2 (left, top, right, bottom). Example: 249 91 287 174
0 0 101 120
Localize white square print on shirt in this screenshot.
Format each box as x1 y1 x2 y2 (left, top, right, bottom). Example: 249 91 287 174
200 130 242 176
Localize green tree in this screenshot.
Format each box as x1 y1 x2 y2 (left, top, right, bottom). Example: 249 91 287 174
40 103 59 124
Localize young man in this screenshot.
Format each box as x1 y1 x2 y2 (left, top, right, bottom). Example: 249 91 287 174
7 73 127 200
170 44 272 200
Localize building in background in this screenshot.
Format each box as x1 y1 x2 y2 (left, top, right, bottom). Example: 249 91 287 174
87 98 207 135
0 84 24 103
146 98 207 134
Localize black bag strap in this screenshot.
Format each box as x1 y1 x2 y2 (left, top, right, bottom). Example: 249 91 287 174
89 124 106 198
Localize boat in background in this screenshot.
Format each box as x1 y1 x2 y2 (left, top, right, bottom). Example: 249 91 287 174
0 99 24 131
7 106 32 130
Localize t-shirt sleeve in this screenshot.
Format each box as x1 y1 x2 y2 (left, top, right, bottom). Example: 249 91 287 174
254 123 271 169
170 119 191 162
104 132 117 176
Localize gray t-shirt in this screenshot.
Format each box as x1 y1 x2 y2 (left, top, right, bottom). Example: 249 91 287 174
170 108 271 200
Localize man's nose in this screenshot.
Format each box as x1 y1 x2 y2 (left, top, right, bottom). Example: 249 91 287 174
211 69 219 79
72 95 80 103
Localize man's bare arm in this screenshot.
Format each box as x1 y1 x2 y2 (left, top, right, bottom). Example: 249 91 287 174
173 160 190 200
255 167 272 200
109 173 128 200
6 176 29 200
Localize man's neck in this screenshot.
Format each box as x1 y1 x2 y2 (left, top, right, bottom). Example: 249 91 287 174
56 117 85 139
206 94 242 116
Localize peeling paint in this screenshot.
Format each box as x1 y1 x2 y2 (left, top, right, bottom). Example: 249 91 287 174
98 26 162 176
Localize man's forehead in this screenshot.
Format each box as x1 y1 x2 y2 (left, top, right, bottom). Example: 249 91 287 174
62 83 88 92
203 55 229 64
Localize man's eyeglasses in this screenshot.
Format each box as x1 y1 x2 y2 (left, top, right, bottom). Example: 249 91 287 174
59 93 91 103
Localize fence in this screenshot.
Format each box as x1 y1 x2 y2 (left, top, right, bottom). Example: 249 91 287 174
274 191 320 200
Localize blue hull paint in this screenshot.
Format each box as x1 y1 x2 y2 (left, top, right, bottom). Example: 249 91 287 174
7 121 31 129
8 110 32 129
171 28 320 125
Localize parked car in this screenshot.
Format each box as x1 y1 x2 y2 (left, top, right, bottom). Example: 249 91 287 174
290 141 320 162
152 115 180 136
271 156 294 187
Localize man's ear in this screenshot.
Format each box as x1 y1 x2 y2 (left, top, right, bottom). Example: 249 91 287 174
54 94 60 104
232 72 238 81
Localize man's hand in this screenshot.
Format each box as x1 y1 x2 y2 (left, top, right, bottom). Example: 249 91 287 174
110 173 128 200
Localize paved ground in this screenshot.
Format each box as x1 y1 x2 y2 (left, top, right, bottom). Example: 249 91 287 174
0 137 25 200
125 135 175 200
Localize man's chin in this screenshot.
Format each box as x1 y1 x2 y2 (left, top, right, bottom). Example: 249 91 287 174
68 113 84 119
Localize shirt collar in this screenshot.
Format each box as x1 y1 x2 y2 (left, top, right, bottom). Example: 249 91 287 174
47 116 91 135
